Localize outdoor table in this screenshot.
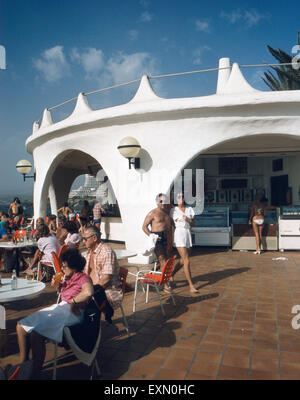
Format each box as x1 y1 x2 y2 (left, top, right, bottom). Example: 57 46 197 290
81 249 137 260
0 278 45 303
0 240 37 277
0 278 45 363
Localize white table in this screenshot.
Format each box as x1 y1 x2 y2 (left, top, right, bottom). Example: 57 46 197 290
81 249 137 260
0 241 37 277
114 249 137 260
0 278 45 303
0 278 45 363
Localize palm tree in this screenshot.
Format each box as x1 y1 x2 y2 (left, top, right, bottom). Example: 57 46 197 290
263 45 300 90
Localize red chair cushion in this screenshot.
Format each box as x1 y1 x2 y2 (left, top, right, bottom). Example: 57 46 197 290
139 273 161 284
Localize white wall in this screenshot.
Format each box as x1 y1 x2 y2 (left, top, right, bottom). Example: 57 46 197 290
25 68 300 262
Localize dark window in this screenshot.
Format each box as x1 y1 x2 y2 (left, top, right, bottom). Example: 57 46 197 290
272 159 283 172
219 157 247 174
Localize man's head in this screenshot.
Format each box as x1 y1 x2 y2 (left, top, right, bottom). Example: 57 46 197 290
82 225 101 249
156 193 168 210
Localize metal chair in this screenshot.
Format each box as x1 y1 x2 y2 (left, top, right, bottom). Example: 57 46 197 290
133 255 177 316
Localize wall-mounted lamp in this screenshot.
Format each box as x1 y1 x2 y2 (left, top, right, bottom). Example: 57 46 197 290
16 159 36 181
117 137 141 169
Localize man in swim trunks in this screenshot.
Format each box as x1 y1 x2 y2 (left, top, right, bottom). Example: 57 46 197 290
142 194 173 290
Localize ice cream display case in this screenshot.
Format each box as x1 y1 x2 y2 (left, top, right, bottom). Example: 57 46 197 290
278 206 300 251
191 206 231 247
231 209 278 251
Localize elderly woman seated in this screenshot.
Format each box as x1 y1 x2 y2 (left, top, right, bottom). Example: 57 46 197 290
15 248 94 379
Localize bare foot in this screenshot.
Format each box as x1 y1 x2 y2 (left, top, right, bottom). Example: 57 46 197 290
190 287 199 294
163 286 172 294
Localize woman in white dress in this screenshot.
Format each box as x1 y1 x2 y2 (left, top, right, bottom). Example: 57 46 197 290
170 192 198 294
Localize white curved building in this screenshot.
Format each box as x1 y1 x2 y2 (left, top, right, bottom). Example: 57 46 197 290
25 57 300 263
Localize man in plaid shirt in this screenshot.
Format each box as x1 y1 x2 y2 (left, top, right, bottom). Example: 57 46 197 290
83 225 123 310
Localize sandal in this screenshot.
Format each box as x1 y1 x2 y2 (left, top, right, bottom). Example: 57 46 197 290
254 250 261 255
163 287 172 294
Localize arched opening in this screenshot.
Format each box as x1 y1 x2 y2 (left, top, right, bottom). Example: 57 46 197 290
167 133 300 250
41 149 122 241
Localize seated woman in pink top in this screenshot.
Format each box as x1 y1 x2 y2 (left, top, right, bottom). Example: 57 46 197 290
16 248 94 379
64 220 81 248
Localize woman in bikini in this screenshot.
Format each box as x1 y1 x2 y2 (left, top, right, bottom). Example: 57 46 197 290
248 192 270 254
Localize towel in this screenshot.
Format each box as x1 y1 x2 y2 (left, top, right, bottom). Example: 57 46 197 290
143 233 159 256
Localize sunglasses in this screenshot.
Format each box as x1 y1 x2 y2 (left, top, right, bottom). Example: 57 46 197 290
82 234 96 241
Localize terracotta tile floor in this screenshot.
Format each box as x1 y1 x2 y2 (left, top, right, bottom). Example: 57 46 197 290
1 244 300 380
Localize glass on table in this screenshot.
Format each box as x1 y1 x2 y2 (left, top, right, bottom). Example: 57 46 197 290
26 271 35 282
54 272 64 287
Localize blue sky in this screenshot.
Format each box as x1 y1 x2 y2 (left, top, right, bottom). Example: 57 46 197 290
0 0 300 197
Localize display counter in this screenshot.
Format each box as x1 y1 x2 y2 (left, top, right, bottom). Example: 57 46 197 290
231 210 278 251
191 206 231 247
278 206 300 251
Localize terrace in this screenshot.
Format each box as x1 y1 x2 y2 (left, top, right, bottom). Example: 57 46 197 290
1 244 300 380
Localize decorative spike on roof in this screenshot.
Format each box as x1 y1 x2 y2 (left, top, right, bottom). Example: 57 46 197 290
40 108 53 129
32 121 40 134
70 92 93 117
221 62 261 94
130 75 160 103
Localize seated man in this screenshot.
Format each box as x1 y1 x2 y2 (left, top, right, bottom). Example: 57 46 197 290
83 225 123 321
15 248 94 379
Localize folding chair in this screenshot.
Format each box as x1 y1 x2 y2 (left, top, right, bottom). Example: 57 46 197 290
52 296 102 380
133 255 177 316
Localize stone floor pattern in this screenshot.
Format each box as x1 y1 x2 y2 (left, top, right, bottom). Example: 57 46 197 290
1 244 300 380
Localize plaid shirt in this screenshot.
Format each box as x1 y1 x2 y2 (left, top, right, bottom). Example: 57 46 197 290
84 242 123 309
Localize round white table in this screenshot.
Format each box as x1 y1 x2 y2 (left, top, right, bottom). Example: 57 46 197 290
0 278 45 363
0 278 45 303
0 241 37 277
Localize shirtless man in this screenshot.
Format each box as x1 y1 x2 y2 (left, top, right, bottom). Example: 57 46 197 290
142 193 173 290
